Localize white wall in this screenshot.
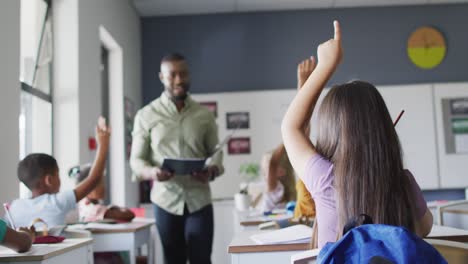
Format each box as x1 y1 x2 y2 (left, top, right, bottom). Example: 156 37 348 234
54 0 141 207
53 0 80 196
0 0 20 204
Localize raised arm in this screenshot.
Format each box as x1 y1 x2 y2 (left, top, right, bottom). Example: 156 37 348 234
281 21 343 177
74 117 110 202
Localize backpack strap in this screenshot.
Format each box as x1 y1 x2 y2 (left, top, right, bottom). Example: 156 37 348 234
342 214 373 235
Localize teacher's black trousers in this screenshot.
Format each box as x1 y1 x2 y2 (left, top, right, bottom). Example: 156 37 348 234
154 203 214 264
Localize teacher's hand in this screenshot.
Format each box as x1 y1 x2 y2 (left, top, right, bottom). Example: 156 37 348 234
152 167 174 181
191 166 219 183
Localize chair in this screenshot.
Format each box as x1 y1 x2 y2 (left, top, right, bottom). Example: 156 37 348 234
426 239 468 264
437 200 468 228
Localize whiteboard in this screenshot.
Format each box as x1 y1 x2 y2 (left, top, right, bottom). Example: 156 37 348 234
378 84 439 189
192 83 449 198
434 83 468 188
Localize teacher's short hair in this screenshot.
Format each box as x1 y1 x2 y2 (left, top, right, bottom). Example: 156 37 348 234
161 53 185 64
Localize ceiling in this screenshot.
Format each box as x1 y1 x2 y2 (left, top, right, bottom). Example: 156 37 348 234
133 0 468 17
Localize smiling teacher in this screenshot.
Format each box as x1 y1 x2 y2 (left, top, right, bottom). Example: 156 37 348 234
130 53 224 264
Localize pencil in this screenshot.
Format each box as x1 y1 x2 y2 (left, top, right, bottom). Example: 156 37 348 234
3 203 16 229
393 110 405 127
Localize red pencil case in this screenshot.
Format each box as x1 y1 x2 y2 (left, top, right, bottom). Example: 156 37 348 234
34 235 65 244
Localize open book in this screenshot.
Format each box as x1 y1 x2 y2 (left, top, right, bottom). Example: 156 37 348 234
161 126 238 175
250 224 313 245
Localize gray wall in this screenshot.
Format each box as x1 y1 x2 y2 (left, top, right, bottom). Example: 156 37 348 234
0 0 20 204
142 4 468 104
53 0 141 207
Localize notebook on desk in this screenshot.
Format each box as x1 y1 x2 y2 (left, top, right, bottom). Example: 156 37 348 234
250 224 312 245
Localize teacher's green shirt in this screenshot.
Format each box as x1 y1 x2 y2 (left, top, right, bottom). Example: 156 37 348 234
130 92 224 215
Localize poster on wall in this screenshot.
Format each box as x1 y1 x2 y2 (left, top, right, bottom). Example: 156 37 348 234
228 137 251 155
452 118 468 153
450 98 468 115
124 97 135 160
226 112 249 129
199 101 218 117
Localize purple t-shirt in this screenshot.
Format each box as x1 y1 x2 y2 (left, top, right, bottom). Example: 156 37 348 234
303 154 427 248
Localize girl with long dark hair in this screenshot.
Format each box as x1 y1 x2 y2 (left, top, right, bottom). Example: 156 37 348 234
281 21 433 248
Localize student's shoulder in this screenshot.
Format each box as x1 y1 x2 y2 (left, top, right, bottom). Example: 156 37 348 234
39 190 77 208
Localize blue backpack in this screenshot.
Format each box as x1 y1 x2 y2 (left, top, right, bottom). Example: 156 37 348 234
317 215 447 264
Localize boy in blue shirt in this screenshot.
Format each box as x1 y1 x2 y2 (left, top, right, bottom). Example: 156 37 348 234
7 117 110 228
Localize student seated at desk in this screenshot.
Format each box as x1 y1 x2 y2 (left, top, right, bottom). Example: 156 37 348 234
68 164 135 222
0 219 34 252
6 117 110 228
261 144 297 212
281 21 433 248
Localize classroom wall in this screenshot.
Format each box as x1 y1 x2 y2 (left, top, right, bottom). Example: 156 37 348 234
141 4 468 199
0 0 20 204
78 0 142 207
54 0 142 207
141 3 468 102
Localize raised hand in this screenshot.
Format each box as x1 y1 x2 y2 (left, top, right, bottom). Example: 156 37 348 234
96 116 111 150
317 20 343 70
297 56 316 89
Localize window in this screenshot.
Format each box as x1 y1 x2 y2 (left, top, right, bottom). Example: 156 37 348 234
19 0 53 197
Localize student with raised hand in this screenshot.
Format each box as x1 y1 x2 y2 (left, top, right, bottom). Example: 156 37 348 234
0 219 34 252
281 21 432 248
260 144 297 212
69 163 135 222
293 57 317 219
7 117 111 228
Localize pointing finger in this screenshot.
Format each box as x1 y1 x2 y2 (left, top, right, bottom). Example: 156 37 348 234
334 20 341 41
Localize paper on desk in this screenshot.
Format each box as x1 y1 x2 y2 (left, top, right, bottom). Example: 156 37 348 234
428 225 468 237
67 222 129 230
250 224 312 245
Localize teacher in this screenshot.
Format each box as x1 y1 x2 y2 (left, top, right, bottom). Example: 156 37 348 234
130 53 224 264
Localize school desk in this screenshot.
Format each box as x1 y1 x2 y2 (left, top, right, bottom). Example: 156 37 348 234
68 217 155 264
233 209 292 233
0 238 93 264
438 200 468 230
229 224 468 264
427 224 468 242
228 229 309 264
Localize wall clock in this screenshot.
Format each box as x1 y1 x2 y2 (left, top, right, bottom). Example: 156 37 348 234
407 26 446 69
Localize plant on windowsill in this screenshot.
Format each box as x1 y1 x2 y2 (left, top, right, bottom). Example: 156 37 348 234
235 162 260 211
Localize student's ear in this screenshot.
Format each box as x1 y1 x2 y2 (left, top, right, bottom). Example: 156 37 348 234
44 175 54 188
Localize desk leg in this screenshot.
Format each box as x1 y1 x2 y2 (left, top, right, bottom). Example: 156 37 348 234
231 253 240 264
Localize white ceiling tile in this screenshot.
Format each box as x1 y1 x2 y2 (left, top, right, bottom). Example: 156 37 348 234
428 0 468 4
236 0 333 12
333 0 427 8
134 0 236 16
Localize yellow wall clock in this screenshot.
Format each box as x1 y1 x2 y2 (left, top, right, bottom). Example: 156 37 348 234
407 26 446 69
